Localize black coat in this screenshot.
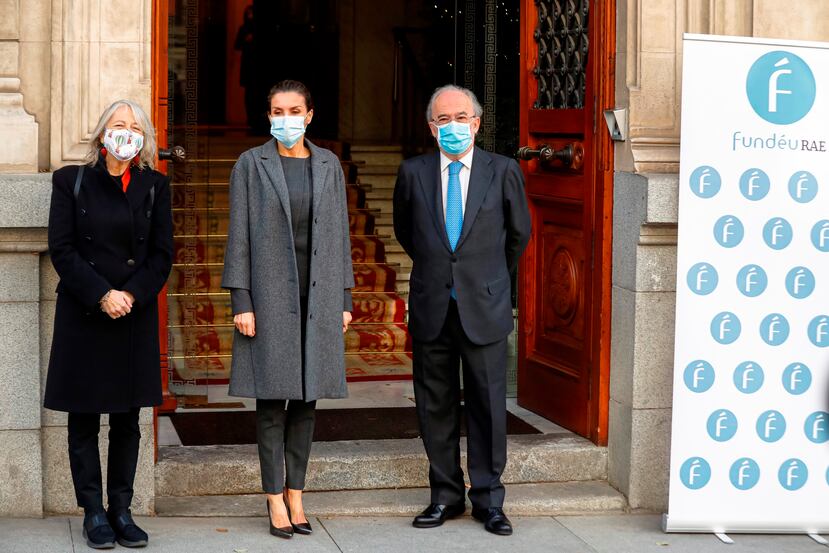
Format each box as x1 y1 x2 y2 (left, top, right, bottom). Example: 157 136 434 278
43 159 173 413
393 148 531 345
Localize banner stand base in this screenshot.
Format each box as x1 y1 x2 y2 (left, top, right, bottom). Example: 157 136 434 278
714 533 734 544
808 534 828 546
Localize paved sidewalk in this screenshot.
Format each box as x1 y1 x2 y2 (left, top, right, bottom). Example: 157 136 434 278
1 514 826 553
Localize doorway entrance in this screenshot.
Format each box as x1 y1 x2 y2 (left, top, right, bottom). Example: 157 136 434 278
150 0 611 446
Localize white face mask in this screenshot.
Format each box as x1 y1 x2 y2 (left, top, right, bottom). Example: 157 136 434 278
102 128 144 162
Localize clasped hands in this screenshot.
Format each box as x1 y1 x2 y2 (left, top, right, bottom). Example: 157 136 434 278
234 311 352 337
100 290 135 319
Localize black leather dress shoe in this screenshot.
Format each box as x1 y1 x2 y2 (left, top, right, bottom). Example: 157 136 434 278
412 503 466 528
82 511 116 549
266 500 293 539
106 508 148 548
472 507 513 536
285 503 313 535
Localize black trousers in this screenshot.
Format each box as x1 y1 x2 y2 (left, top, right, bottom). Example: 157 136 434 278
256 399 317 493
412 299 508 509
67 408 141 513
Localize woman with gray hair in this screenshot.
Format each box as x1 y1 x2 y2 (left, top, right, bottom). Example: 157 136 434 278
43 99 173 549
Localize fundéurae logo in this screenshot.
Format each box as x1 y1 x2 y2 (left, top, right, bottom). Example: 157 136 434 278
714 215 744 248
804 411 829 444
756 410 786 443
736 264 767 297
729 458 760 490
689 166 721 198
746 50 816 125
711 312 741 344
782 362 811 395
680 457 711 490
683 360 715 393
788 171 818 203
760 313 790 346
687 262 718 295
785 266 815 299
707 409 738 442
762 217 793 250
808 315 829 347
778 459 808 491
733 361 764 394
739 168 771 201
811 220 829 252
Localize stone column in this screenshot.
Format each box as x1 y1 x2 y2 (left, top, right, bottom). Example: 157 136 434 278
0 0 39 173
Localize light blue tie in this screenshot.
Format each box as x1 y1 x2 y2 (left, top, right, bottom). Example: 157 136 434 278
446 161 463 299
446 161 463 250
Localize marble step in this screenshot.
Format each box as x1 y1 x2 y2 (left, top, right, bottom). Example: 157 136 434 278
155 434 608 497
156 481 626 517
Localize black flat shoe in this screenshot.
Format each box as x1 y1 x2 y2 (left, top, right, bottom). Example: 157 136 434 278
82 512 116 549
106 508 148 548
471 507 513 536
286 504 313 535
266 499 293 539
412 503 466 528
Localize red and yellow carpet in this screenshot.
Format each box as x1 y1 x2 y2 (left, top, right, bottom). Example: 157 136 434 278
167 139 411 393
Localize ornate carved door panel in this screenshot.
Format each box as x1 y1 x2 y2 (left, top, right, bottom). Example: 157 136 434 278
517 0 614 444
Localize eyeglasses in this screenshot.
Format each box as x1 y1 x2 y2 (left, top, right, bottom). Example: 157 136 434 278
431 114 478 125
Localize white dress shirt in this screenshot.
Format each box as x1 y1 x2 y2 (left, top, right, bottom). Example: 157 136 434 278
440 148 474 219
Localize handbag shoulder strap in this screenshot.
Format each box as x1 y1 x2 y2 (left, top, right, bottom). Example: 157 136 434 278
73 165 85 200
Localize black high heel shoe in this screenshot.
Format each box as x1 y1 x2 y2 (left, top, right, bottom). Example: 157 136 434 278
284 488 313 535
266 499 293 539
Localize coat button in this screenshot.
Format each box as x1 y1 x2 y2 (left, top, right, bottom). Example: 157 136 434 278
146 210 152 218
312 281 316 287
88 260 95 267
80 209 87 216
450 256 457 263
445 283 451 289
138 236 145 242
314 217 318 224
85 235 92 242
313 249 317 255
309 313 313 320
126 259 136 267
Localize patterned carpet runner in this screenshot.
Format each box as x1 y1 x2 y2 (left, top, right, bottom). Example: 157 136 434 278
168 141 412 392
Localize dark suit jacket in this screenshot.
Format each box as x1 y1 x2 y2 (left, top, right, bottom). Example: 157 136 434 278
393 147 531 345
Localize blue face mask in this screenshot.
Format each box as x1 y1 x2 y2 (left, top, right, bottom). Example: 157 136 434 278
436 121 473 155
270 115 307 148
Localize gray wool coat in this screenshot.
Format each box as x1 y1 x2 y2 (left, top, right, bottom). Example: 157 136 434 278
221 139 354 401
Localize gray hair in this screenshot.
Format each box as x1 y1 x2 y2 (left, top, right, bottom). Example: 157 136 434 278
426 85 483 122
87 99 157 170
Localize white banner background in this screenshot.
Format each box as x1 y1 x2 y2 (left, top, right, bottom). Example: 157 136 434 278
666 34 829 533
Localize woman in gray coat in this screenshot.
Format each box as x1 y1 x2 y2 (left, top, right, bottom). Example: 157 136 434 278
221 80 354 539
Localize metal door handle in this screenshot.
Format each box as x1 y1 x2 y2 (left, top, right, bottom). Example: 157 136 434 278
158 145 186 162
516 142 583 170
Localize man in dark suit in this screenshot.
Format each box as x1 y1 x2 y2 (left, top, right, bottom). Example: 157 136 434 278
393 85 531 536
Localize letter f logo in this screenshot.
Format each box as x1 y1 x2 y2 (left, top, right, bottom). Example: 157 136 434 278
768 58 793 112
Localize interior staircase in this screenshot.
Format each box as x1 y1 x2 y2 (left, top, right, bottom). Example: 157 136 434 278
167 136 412 401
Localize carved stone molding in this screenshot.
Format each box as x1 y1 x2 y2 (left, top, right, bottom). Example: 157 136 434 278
50 0 153 168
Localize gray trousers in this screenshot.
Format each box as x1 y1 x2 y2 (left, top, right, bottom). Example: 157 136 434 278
256 399 317 493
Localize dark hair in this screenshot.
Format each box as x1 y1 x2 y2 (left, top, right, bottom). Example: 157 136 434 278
267 80 314 112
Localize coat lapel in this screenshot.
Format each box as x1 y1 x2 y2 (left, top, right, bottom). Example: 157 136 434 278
254 139 292 225
306 140 330 215
124 166 155 210
456 147 494 250
417 152 451 252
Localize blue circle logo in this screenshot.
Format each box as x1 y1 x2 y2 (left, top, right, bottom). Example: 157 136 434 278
763 218 793 250
687 263 718 295
683 360 715 393
707 409 738 442
689 166 721 198
805 412 829 444
729 458 760 490
680 457 711 490
713 215 745 248
746 51 816 125
811 220 829 252
711 312 741 344
757 410 786 442
739 168 771 201
785 267 815 299
736 265 768 297
760 313 790 346
782 362 812 395
788 171 818 203
808 315 829 347
778 459 808 491
734 361 764 394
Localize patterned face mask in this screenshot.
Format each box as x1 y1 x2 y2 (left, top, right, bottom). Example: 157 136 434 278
102 128 144 162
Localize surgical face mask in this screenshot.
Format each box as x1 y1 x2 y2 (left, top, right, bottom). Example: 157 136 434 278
102 128 144 162
270 115 307 148
435 121 473 155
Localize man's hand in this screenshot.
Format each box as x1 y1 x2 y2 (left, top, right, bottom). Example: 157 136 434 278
343 311 352 334
234 312 256 337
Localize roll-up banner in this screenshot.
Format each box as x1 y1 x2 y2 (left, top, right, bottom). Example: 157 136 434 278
666 34 829 533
